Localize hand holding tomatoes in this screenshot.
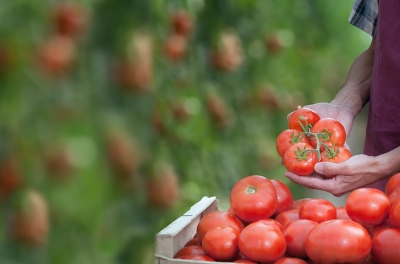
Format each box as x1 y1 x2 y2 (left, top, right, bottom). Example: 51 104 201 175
279 106 351 177
285 154 389 196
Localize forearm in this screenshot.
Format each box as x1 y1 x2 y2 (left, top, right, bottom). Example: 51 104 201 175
376 146 400 178
330 39 376 117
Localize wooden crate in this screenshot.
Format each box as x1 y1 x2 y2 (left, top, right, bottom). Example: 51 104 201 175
154 196 238 264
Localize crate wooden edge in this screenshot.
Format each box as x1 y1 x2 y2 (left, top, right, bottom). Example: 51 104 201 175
155 196 235 264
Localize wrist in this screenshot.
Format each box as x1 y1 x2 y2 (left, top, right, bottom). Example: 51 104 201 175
375 149 400 179
330 93 364 118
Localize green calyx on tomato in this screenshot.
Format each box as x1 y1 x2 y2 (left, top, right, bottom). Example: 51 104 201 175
301 132 322 161
321 143 339 159
313 128 332 143
294 146 315 162
289 131 306 145
297 116 313 132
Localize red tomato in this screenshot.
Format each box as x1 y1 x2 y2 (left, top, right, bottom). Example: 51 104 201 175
299 198 336 223
202 226 239 261
273 258 308 264
389 200 400 229
283 219 317 258
305 219 371 264
388 187 400 205
177 255 214 261
164 34 187 62
196 211 244 244
356 254 376 264
309 118 346 150
171 10 194 37
10 190 49 245
233 259 258 263
292 198 312 209
385 172 400 196
38 35 76 75
336 206 351 220
232 251 246 260
0 157 22 201
276 129 310 158
54 3 88 38
288 107 320 132
239 222 286 263
368 219 390 238
371 228 400 264
253 219 284 232
271 180 294 217
174 245 204 258
346 188 390 225
274 209 300 228
283 143 318 176
320 146 352 164
230 175 277 223
185 238 199 246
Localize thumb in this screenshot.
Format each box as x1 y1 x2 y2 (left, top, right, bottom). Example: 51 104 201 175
314 162 343 178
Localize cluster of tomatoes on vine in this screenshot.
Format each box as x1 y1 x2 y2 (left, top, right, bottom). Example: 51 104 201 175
276 106 351 176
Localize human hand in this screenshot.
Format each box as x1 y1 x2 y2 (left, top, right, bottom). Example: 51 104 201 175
281 102 356 165
284 154 387 197
288 103 356 138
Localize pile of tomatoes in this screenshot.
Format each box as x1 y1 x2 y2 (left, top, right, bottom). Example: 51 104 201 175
173 174 400 263
276 106 351 176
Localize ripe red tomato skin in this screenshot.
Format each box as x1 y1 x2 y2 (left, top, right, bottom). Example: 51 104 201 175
185 238 199 246
283 219 318 258
271 180 294 217
385 172 400 195
177 255 214 261
196 211 244 244
320 147 352 163
202 226 240 261
309 118 346 150
233 259 258 263
238 222 286 263
299 198 336 223
388 187 400 205
288 107 320 131
336 206 351 220
276 129 310 157
346 188 390 225
305 219 371 264
274 209 300 228
174 245 205 258
273 257 308 264
292 198 312 209
283 143 318 176
253 219 284 232
367 219 390 238
389 200 400 229
371 228 400 264
230 175 277 223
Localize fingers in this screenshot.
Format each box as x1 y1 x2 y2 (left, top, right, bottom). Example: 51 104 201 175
284 172 327 191
314 162 349 177
287 112 293 121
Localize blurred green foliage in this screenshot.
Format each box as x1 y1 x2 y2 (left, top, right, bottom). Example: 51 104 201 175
0 0 369 263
